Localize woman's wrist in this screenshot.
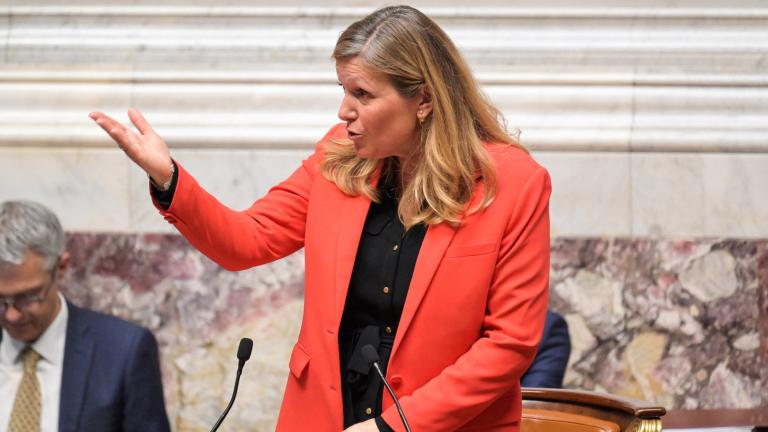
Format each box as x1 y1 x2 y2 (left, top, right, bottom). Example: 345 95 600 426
149 160 175 191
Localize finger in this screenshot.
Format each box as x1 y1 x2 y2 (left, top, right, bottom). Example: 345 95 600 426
90 113 132 144
128 108 156 136
90 112 127 134
92 115 138 151
105 124 135 151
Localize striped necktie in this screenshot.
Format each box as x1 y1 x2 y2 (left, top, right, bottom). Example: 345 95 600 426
8 347 42 432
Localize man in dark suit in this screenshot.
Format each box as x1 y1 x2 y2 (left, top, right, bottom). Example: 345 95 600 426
521 310 571 388
0 200 170 432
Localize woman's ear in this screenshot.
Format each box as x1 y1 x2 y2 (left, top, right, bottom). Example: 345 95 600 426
418 85 433 116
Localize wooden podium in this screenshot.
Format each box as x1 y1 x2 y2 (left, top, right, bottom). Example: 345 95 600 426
521 388 666 432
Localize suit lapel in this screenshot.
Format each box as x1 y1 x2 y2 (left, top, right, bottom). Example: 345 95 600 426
391 222 457 357
59 302 94 432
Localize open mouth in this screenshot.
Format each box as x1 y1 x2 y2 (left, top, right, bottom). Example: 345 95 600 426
347 130 362 139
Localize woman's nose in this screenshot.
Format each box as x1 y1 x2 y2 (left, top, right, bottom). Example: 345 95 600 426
337 95 357 121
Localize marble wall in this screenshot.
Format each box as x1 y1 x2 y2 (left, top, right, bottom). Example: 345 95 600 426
2 0 767 238
58 233 767 430
550 239 767 410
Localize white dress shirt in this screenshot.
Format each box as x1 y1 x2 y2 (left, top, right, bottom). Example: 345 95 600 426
0 292 68 432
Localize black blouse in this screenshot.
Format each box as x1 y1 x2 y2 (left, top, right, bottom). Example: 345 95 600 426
338 171 426 431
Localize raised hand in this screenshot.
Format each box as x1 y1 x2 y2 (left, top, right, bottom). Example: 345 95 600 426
89 108 174 186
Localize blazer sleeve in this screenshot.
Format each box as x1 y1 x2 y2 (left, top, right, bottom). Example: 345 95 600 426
520 311 571 388
121 329 171 432
154 124 343 271
381 166 552 431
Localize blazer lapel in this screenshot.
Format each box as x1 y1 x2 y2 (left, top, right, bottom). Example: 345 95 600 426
333 192 373 325
391 222 457 357
333 168 382 326
59 302 94 432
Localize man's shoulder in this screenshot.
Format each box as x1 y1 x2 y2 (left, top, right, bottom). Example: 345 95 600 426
68 302 152 343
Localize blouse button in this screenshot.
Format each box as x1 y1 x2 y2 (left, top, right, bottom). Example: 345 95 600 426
383 286 390 294
392 244 399 251
365 407 373 415
385 326 392 334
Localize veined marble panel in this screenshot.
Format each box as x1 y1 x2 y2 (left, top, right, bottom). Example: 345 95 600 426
701 155 768 237
0 148 131 231
631 154 707 238
3 149 767 238
631 153 768 238
550 238 767 410
533 152 632 237
58 233 767 430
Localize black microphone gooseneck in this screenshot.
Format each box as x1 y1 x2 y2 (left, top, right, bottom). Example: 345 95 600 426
210 338 254 432
361 344 412 432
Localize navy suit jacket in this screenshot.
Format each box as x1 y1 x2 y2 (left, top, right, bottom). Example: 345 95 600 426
2 301 171 432
520 310 571 388
59 301 171 432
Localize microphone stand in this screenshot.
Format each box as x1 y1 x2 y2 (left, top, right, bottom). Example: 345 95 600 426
210 338 253 432
361 344 412 432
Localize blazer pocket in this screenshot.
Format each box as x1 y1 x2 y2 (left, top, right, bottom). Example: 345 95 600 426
289 341 310 379
444 241 498 258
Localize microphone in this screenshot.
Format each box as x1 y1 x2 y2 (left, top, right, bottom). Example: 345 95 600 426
210 338 254 432
361 344 412 432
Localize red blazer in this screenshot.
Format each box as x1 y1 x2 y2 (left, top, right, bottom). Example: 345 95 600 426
156 124 551 431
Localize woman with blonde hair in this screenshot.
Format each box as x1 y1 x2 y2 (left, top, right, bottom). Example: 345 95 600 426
91 5 550 431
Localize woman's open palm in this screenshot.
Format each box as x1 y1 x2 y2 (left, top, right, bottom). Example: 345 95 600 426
89 108 174 185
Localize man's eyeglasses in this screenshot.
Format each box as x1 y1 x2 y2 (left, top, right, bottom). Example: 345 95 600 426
0 267 58 313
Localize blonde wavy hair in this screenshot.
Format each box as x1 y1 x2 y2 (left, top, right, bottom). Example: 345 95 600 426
322 5 524 229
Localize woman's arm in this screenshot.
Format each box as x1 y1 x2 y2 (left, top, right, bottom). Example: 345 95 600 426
157 151 317 271
154 124 345 271
91 109 344 271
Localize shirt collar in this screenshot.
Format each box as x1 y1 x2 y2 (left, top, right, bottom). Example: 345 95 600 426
0 292 69 366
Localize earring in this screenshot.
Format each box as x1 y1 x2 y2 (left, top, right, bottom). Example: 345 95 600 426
417 111 425 124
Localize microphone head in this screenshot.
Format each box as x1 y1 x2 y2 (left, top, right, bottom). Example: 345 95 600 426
237 338 253 362
361 344 380 364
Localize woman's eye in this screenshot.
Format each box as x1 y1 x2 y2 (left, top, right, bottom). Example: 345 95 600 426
337 83 370 100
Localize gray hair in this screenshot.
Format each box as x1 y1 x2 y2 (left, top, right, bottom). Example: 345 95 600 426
0 200 66 272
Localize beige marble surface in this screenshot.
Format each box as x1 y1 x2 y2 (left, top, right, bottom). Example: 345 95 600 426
0 147 131 231
631 153 768 238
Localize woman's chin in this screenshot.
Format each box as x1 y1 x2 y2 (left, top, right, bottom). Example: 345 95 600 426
353 146 371 159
